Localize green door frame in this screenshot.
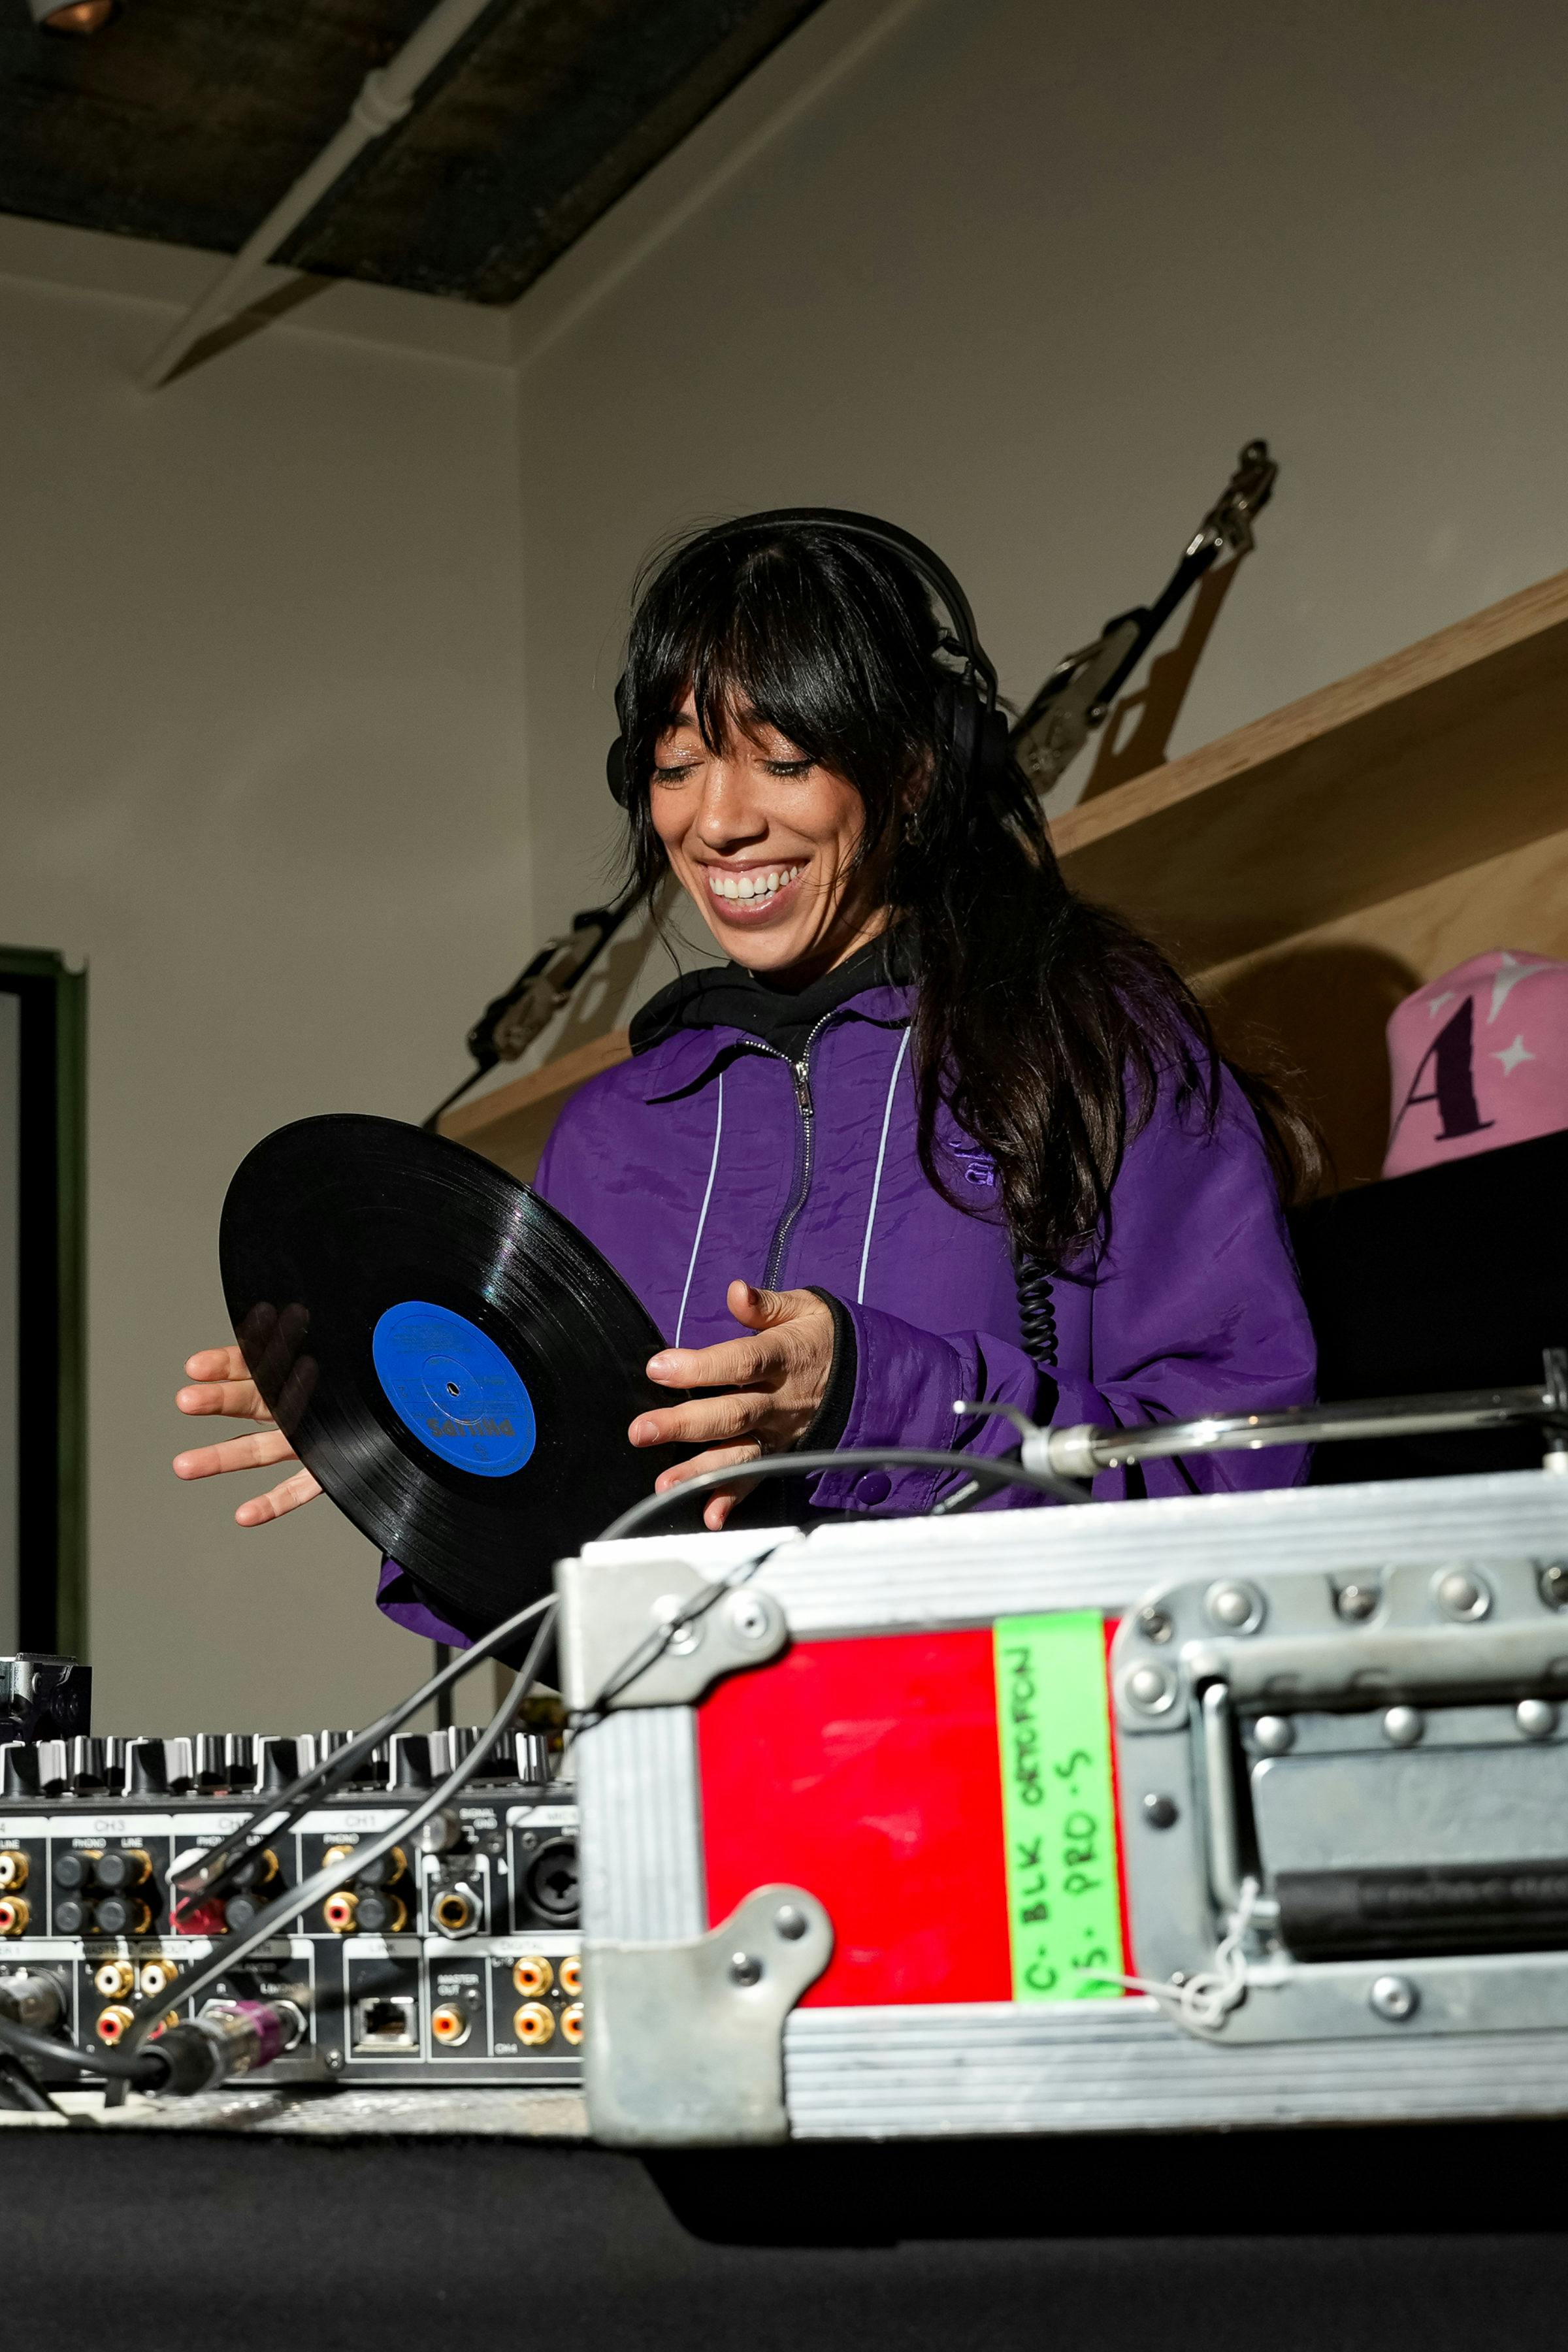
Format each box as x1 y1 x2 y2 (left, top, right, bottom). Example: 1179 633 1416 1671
0 947 87 1658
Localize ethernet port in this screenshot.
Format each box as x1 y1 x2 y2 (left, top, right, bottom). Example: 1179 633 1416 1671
351 1995 418 2054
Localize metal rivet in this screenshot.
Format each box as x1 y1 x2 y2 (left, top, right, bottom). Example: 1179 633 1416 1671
728 1952 762 1987
1207 1582 1263 1633
652 1595 702 1655
1253 1715 1295 1756
1539 1563 1568 1612
1369 1973 1418 2022
727 1593 772 1643
1335 1582 1379 1622
1126 1665 1175 1714
1382 1705 1424 1747
1137 1606 1173 1645
1517 1698 1558 1740
1141 1793 1179 1829
1436 1569 1489 1622
774 1904 808 1941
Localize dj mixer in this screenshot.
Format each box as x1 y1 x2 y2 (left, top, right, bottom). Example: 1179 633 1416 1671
0 1727 581 2089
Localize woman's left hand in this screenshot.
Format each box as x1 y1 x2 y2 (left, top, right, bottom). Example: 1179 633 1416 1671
629 1280 836 1530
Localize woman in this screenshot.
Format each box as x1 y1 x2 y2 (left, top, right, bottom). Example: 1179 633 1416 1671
175 510 1318 1639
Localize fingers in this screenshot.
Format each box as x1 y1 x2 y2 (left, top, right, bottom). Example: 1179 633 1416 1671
725 1279 794 1329
630 1390 767 1450
645 1329 786 1393
172 1428 299 1482
653 1443 761 1533
184 1346 251 1382
176 1377 270 1424
233 1467 324 1526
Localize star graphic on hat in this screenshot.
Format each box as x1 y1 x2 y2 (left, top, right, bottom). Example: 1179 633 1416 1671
1488 952 1551 1024
1492 1033 1535 1077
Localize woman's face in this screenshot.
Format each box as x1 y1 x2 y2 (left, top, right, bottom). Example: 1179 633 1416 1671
647 696 888 983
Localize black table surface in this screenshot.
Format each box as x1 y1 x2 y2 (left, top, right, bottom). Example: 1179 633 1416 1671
5 2117 1568 2351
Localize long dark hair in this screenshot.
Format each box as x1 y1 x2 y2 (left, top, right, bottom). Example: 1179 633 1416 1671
615 515 1319 1268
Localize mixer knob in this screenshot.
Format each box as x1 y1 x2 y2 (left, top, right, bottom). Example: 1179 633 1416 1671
514 1733 551 1786
347 1740 389 1792
35 1740 69 1794
258 1735 314 1793
390 1734 433 1792
433 1726 478 1777
225 1734 257 1789
71 1736 121 1793
194 1735 228 1791
163 1737 195 1792
316 1730 351 1783
1 1744 40 1800
125 1739 169 1796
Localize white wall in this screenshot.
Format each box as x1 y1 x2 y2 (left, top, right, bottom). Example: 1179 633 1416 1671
508 0 1568 957
0 268 527 1733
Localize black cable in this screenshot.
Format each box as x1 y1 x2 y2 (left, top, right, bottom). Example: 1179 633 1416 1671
0 2014 166 2087
595 1443 1089 1543
106 1599 559 2106
0 2051 67 2115
176 1595 555 1904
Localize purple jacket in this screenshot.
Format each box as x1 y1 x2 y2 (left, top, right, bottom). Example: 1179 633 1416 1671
378 955 1315 1644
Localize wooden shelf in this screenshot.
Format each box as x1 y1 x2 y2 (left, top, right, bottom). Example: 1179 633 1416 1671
1051 566 1568 971
440 1026 630 1181
448 564 1568 1184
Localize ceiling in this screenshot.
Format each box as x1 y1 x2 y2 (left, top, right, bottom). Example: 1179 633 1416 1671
0 0 825 306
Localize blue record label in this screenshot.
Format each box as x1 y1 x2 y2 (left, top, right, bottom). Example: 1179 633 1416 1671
371 1299 536 1478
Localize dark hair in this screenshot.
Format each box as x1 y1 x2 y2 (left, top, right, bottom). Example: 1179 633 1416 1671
615 516 1320 1268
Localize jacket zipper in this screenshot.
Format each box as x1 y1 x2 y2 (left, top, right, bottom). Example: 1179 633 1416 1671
749 1011 836 1290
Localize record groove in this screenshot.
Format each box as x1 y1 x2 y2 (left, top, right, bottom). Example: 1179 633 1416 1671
220 1115 690 1627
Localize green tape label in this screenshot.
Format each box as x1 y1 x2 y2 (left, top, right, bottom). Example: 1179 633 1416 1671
994 1611 1126 2002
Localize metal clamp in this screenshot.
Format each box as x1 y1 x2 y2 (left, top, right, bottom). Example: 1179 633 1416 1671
557 1556 789 1712
583 1884 833 2145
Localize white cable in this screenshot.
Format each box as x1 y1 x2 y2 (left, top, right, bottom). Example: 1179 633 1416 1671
1079 1875 1261 2033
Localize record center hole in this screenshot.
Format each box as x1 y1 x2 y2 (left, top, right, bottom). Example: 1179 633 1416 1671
446 1382 460 1396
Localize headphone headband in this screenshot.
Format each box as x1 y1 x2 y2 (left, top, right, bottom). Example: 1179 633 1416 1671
606 506 1005 807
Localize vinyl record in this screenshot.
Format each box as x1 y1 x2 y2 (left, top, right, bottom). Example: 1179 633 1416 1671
219 1114 689 1629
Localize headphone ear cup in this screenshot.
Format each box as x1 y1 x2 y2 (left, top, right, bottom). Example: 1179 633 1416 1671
936 672 1008 793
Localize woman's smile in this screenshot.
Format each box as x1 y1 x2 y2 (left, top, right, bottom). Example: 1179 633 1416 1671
700 859 807 921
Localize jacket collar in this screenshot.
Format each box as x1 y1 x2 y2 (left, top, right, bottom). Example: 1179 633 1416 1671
630 931 913 1059
632 935 913 1103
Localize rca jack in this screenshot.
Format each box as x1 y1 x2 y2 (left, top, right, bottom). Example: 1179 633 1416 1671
560 2001 584 2047
559 1955 583 1999
431 2003 472 2048
96 2004 136 2046
323 1890 359 1935
512 1954 553 1998
0 1897 30 1936
431 1888 477 1936
0 1849 29 1891
512 2001 555 2048
137 1957 182 1999
94 1959 138 2001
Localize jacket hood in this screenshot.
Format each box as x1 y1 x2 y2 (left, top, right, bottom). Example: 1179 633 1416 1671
630 931 914 1061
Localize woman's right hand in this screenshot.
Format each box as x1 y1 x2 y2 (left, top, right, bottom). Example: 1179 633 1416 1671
172 1345 323 1526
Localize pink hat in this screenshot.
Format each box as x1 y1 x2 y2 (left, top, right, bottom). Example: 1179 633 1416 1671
1384 949 1568 1179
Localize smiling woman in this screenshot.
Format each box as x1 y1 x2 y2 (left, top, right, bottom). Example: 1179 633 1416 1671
174 510 1320 1652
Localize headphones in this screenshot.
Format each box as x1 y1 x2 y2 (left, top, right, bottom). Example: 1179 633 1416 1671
605 506 1009 809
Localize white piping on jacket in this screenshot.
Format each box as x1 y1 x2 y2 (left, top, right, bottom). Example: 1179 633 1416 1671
856 1027 911 1305
675 1070 725 1348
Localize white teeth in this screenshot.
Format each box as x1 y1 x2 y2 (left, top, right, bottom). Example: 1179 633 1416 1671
708 864 798 904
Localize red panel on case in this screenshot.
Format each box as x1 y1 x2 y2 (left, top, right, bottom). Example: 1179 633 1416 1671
696 1630 1013 2007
